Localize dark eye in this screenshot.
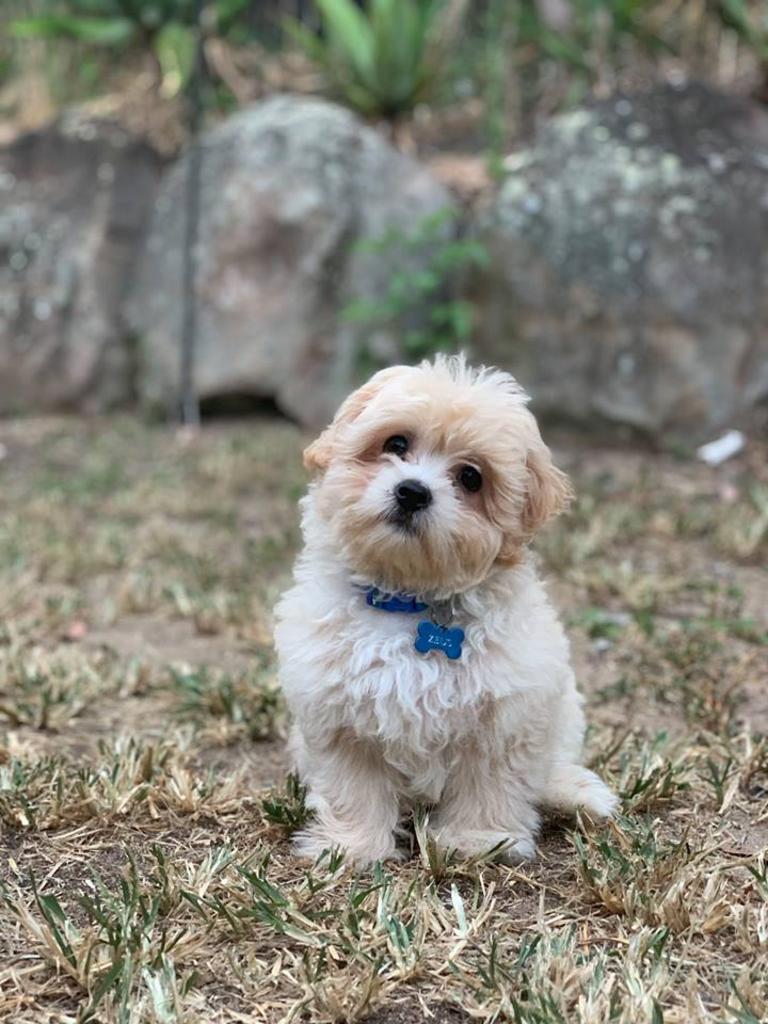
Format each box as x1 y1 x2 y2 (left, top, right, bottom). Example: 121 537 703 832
458 465 482 493
383 435 409 458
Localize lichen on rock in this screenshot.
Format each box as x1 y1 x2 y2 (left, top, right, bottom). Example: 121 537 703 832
476 82 768 437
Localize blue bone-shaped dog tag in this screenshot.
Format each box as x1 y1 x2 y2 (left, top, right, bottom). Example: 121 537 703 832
415 620 465 660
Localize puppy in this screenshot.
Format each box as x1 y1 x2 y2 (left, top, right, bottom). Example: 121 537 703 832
275 355 617 866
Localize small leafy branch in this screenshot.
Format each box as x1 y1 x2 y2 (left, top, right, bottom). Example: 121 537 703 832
345 207 488 373
11 0 255 97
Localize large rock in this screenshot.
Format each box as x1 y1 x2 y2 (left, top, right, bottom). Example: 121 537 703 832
475 82 768 438
0 115 162 413
128 95 455 426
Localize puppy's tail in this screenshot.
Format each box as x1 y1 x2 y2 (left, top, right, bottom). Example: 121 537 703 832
540 765 618 819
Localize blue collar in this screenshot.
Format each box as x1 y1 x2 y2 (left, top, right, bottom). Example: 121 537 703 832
360 586 465 659
364 587 428 614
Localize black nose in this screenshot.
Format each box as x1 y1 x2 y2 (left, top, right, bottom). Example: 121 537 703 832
395 479 432 514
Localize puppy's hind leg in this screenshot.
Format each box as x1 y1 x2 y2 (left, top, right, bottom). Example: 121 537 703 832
540 765 618 819
539 686 618 820
290 726 400 868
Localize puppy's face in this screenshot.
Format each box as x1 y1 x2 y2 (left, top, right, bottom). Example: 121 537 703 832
304 358 571 595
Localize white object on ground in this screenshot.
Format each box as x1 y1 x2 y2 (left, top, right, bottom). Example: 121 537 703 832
696 430 745 466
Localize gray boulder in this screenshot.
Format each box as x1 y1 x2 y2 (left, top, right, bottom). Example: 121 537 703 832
128 95 455 426
475 82 768 439
0 115 162 413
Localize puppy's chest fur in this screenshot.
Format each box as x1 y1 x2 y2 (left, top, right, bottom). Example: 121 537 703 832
329 602 492 745
299 604 501 798
276 568 565 797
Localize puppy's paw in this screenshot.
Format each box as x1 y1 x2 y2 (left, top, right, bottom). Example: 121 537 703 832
436 829 537 864
292 827 335 863
579 773 619 819
495 835 537 865
292 825 399 868
543 766 619 820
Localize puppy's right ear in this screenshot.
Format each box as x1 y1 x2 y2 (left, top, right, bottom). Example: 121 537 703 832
303 366 410 474
303 430 335 473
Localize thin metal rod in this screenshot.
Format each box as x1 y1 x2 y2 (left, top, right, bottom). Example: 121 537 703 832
179 0 205 427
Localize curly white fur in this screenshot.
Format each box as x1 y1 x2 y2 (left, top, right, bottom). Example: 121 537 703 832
275 356 617 866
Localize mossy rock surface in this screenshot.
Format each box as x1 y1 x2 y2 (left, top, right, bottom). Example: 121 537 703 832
475 82 768 438
128 95 455 427
0 114 162 414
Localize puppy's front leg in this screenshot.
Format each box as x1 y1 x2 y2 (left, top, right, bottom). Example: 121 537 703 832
290 725 400 867
431 741 541 863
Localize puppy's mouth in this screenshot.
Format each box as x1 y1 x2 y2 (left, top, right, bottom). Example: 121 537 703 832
384 505 427 535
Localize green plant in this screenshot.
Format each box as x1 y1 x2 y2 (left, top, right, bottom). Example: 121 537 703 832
286 0 460 120
466 0 768 157
170 663 284 740
462 0 668 146
344 208 488 372
715 0 768 61
1 853 199 1020
262 772 311 833
613 733 694 812
519 0 664 73
11 0 254 96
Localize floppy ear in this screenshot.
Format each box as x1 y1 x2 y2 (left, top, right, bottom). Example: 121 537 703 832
303 430 336 473
495 438 572 567
303 366 410 473
521 442 573 536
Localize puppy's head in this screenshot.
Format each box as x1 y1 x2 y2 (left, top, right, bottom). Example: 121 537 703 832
304 355 571 595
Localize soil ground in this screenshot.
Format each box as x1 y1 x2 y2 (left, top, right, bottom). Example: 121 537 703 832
0 415 766 1023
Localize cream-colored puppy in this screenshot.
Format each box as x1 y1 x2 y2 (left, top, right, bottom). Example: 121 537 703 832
275 355 616 866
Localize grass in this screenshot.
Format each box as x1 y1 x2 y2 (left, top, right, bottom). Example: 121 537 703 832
0 415 766 1023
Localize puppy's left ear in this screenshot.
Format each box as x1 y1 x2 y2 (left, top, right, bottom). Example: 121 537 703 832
521 442 573 536
303 365 410 473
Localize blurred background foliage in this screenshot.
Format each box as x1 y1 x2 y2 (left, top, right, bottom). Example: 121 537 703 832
344 208 490 373
2 0 767 151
